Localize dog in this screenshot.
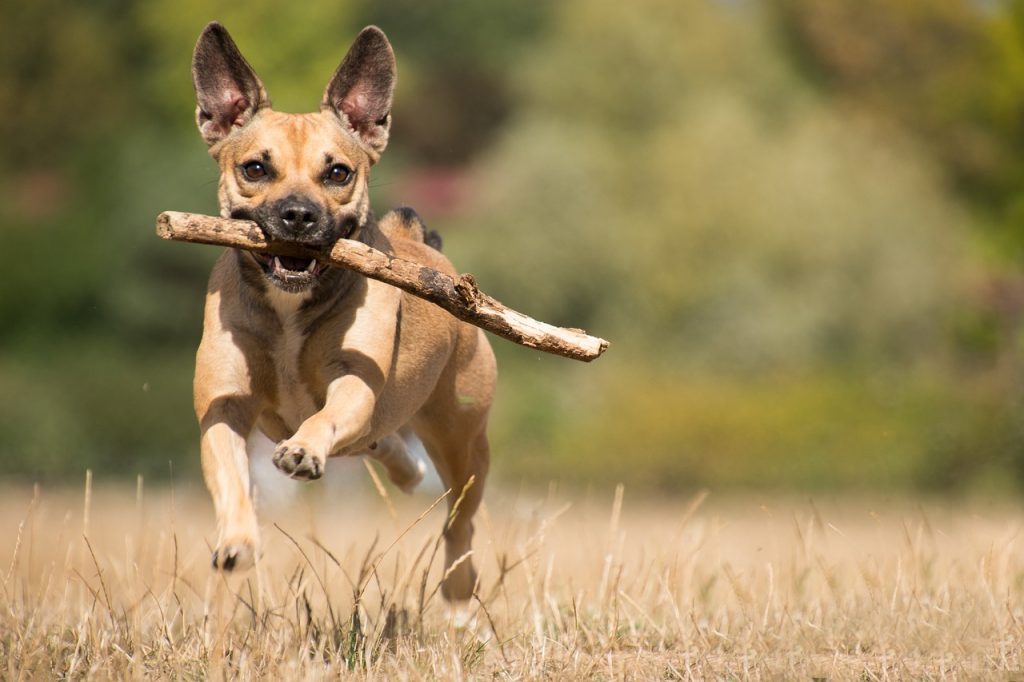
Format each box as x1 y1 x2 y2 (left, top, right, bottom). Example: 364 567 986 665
190 22 496 602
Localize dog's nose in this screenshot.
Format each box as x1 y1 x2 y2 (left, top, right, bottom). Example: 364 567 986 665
278 198 321 232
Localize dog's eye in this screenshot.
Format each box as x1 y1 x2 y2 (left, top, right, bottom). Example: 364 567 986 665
326 164 353 186
241 161 268 180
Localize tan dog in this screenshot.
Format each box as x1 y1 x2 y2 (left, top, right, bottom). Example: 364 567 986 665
190 22 495 601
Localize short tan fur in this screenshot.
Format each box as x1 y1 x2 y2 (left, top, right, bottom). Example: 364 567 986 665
190 22 495 602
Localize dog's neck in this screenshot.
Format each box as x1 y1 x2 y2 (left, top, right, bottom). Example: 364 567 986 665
265 284 312 319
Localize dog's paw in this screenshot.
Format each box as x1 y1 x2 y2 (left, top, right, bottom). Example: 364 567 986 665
211 539 257 572
272 441 324 480
392 457 426 495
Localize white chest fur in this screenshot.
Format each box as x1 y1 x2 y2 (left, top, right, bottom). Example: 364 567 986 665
266 287 318 432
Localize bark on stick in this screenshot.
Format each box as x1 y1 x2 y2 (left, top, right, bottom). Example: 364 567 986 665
156 211 609 362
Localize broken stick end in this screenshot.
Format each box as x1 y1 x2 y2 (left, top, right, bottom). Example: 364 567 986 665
583 338 611 362
155 212 173 240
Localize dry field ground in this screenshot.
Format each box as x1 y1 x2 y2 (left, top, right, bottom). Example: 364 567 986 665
2 470 1024 680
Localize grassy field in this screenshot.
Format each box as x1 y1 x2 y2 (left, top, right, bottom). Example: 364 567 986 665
2 471 1024 679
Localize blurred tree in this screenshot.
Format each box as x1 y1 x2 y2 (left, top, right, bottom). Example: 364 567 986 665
0 0 546 480
452 0 1024 489
459 0 966 371
1 0 1023 491
0 1 368 479
354 1 549 166
0 0 134 172
769 0 1024 251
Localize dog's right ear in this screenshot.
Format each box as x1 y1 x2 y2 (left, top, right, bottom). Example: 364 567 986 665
192 22 269 147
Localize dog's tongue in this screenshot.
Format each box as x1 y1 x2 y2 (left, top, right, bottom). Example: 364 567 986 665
278 255 311 271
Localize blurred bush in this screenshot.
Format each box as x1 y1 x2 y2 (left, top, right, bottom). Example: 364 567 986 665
451 0 1024 492
1 0 1023 492
0 0 545 481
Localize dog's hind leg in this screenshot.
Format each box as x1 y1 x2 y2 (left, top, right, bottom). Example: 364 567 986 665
412 328 495 602
367 428 425 494
416 425 490 602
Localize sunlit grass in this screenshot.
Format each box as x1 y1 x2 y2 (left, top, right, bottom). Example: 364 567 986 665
2 473 1023 678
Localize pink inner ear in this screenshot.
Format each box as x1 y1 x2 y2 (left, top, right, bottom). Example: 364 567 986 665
341 89 370 128
226 94 250 128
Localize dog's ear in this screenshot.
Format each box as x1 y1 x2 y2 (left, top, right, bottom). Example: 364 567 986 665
192 22 269 147
321 26 396 159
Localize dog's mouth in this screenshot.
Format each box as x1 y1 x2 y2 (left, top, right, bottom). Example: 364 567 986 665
251 252 326 292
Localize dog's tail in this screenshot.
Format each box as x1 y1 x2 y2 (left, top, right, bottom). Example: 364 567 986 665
379 207 443 251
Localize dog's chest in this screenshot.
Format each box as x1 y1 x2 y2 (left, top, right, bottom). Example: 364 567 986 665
267 290 319 432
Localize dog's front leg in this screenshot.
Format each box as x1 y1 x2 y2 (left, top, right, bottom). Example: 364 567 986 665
194 286 265 571
199 398 260 570
273 282 400 480
272 372 380 479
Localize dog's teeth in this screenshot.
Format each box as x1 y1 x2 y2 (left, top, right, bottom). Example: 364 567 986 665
306 260 317 273
272 256 283 272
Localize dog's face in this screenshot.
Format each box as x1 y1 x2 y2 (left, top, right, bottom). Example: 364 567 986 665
192 23 395 293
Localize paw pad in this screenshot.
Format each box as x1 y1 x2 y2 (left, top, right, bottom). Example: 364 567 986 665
272 442 323 480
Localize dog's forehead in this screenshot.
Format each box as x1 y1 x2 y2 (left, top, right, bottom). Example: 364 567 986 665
224 110 365 165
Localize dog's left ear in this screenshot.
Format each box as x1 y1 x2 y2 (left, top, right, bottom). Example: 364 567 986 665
321 26 396 160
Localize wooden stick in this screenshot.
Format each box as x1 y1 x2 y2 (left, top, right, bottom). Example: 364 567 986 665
156 211 609 362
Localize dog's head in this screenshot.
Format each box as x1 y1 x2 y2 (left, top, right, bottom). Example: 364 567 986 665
192 22 395 293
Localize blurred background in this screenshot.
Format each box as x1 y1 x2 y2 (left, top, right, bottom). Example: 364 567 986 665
3 0 1024 494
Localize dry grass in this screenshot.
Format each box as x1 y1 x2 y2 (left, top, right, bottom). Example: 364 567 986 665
2 472 1024 680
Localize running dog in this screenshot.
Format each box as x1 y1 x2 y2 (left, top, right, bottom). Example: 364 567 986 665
190 22 495 601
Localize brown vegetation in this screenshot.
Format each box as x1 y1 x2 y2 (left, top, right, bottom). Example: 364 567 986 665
2 476 1023 678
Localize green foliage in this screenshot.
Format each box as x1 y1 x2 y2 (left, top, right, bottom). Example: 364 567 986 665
452 0 1024 490
352 1 549 165
0 0 545 481
458 0 967 369
769 0 1024 253
496 361 1024 492
2 0 1024 491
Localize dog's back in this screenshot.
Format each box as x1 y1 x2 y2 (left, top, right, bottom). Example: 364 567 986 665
379 206 444 252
